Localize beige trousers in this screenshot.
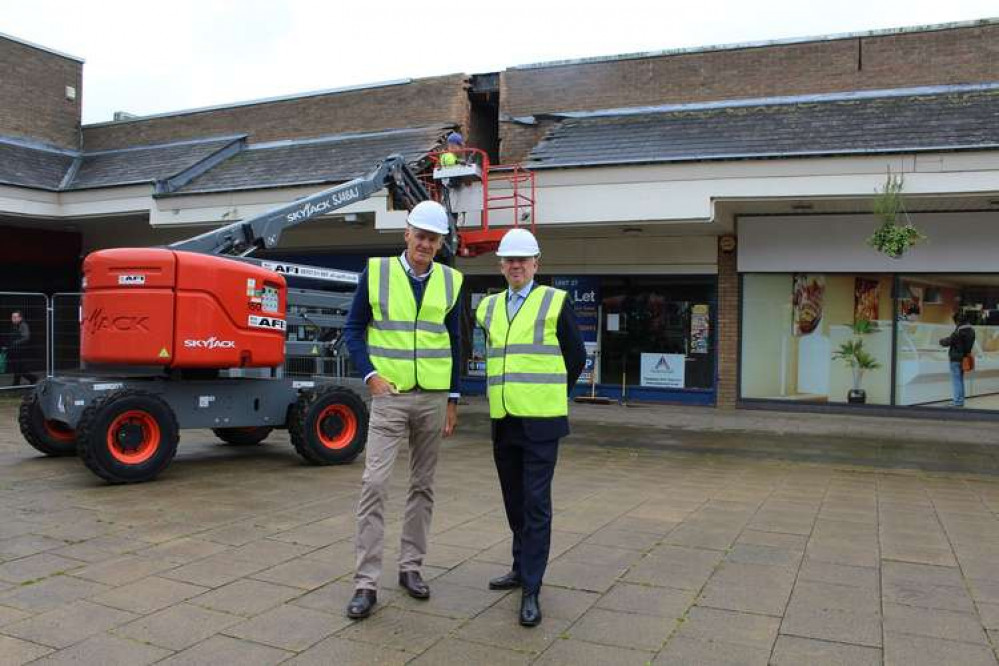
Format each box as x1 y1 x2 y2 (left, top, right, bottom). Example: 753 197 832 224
354 390 447 590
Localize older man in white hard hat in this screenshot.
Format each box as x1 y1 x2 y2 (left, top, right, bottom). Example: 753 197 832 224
475 228 586 626
342 200 464 619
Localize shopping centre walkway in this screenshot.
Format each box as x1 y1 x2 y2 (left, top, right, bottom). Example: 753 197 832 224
1 396 998 665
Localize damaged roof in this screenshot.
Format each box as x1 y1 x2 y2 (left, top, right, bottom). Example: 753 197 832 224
173 125 451 194
526 84 999 168
0 124 451 194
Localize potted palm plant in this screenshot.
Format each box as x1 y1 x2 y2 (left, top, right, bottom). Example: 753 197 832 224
833 319 881 404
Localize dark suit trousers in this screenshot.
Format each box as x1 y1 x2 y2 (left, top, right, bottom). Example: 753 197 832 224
493 417 559 595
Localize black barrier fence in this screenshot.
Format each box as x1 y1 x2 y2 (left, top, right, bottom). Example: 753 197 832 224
0 293 48 390
1 291 355 387
51 293 82 376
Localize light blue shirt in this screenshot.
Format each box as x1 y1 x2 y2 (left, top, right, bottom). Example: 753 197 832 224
399 252 432 281
507 281 534 320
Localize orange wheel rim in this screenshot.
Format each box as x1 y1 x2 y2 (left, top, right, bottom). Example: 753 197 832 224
43 420 75 442
106 410 160 464
316 404 357 450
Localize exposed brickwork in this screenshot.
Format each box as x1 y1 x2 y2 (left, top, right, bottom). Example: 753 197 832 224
500 23 999 161
0 36 82 149
82 74 471 150
716 237 739 409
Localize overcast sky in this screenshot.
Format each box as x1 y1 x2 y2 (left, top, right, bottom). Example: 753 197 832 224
2 0 996 124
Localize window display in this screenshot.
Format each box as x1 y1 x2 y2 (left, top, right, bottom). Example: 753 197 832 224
741 274 892 405
895 276 999 409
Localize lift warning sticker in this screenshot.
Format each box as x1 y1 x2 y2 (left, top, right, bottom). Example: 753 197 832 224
261 285 279 313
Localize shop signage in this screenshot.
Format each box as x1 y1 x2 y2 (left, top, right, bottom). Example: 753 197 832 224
554 276 600 384
640 353 685 388
690 304 710 354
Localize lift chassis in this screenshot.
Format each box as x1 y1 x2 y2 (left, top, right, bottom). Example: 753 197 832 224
21 154 441 483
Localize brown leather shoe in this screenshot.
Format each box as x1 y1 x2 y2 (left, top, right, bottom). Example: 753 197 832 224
399 571 430 599
346 589 376 619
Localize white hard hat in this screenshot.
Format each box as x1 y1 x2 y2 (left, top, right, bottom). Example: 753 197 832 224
496 228 540 257
407 201 450 235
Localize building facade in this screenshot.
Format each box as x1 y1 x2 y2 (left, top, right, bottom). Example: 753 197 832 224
2 20 998 418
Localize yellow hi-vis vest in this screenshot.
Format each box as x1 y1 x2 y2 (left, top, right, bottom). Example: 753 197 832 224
366 257 463 391
475 286 568 418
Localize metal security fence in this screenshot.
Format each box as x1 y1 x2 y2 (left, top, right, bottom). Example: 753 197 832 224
0 293 49 390
3 290 358 388
51 293 82 376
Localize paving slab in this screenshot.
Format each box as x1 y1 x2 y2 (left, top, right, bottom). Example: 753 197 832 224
535 638 655 665
223 603 344 651
2 599 137 649
282 636 410 665
771 634 882 666
337 606 461 654
90 576 207 614
0 633 53 665
155 634 291 666
28 633 171 666
653 636 771 665
883 632 999 666
568 607 675 651
188 578 302 617
112 602 243 651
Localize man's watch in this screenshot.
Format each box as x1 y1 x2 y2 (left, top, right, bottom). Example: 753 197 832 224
447 397 459 405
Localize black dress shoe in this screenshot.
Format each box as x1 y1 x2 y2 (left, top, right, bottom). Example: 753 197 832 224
399 571 430 599
519 592 542 627
346 589 376 619
488 570 522 590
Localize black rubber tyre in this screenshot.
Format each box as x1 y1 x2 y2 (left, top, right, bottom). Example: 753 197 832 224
76 389 179 484
289 386 367 465
18 390 77 457
212 427 273 446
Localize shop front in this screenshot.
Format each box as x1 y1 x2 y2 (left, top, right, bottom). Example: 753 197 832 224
738 211 999 414
461 273 717 404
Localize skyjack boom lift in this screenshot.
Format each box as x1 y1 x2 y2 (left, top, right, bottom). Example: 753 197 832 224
17 153 511 484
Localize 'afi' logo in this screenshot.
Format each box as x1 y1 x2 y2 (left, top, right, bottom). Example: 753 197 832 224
83 308 149 334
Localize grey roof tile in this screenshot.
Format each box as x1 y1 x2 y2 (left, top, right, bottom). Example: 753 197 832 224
174 125 451 193
0 141 74 190
526 87 999 168
66 137 244 190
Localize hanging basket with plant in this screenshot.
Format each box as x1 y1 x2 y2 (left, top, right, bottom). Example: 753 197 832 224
867 169 925 259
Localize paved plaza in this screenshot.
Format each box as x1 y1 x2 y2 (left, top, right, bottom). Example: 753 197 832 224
1 396 999 664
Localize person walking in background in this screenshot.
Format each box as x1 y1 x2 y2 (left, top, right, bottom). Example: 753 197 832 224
7 311 37 386
940 311 976 408
476 228 586 627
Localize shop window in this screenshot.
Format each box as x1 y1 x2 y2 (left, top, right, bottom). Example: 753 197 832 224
599 277 716 391
741 274 892 405
895 275 999 409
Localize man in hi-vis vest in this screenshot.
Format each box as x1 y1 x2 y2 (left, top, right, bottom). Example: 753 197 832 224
342 201 463 620
476 229 586 627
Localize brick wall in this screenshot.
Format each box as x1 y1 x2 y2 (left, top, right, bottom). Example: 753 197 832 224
500 23 999 162
83 74 470 150
0 36 82 149
716 237 739 409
